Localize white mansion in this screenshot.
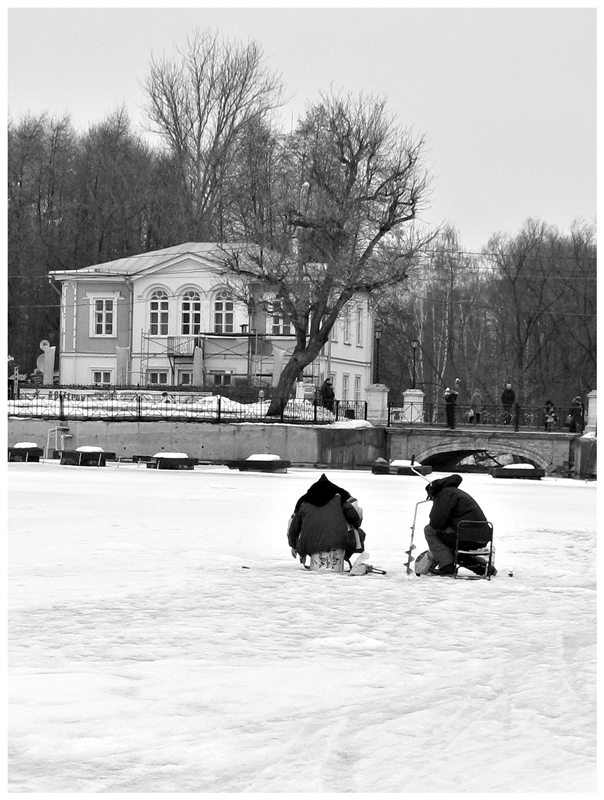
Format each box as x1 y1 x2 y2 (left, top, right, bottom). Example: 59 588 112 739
49 243 376 402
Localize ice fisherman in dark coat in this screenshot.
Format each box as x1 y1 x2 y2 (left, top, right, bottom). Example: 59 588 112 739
287 474 363 564
423 474 496 576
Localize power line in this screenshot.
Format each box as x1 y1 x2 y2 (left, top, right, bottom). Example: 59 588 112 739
11 265 592 281
7 299 597 320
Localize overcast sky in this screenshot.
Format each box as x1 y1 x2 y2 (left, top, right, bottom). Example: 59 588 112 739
7 4 596 251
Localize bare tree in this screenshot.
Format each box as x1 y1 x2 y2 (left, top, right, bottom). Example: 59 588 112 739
375 228 487 407
142 29 284 241
8 113 77 370
7 109 160 372
218 91 435 413
485 219 596 403
73 108 154 265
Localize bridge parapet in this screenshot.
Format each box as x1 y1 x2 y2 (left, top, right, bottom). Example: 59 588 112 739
387 427 577 474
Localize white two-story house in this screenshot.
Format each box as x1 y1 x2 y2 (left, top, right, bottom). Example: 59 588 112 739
49 242 375 402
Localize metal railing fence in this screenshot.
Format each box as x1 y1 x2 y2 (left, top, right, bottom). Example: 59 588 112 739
7 389 367 425
388 402 585 432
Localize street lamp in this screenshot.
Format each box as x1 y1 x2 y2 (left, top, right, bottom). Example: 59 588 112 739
374 324 383 384
411 339 419 389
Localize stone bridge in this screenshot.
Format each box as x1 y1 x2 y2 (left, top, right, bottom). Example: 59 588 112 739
386 427 579 474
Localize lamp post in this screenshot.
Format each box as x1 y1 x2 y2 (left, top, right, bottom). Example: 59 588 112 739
411 339 419 389
374 324 383 384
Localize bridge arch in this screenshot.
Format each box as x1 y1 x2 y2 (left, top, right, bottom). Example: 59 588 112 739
412 440 551 471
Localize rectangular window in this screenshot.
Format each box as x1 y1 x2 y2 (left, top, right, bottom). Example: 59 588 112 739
147 371 168 386
92 371 112 385
343 308 351 344
271 315 291 335
266 301 291 335
356 307 363 346
88 296 117 337
178 372 193 386
213 373 232 386
342 374 349 402
354 375 361 402
93 299 114 335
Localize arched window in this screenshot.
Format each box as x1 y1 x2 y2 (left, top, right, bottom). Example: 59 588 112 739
149 290 169 336
214 291 234 334
181 290 201 335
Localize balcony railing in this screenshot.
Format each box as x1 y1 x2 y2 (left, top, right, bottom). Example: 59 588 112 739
166 336 199 356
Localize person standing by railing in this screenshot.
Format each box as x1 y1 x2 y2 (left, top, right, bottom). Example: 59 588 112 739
444 385 458 429
319 379 335 412
566 396 584 433
544 399 557 432
469 388 483 425
501 383 515 425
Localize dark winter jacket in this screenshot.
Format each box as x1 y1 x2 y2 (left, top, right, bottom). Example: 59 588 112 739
293 473 351 512
320 381 335 410
501 387 515 406
568 399 583 433
288 474 361 557
425 474 486 531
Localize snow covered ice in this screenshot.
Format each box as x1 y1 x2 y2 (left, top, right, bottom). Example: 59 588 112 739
8 460 596 792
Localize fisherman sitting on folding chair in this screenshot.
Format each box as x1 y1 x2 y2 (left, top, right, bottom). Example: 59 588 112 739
423 475 497 577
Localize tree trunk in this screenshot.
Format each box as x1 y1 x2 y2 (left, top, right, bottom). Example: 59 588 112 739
267 340 323 416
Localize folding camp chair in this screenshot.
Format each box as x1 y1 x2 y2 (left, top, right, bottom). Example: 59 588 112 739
454 520 495 580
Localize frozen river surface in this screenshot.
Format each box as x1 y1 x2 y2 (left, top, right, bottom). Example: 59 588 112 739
8 461 597 792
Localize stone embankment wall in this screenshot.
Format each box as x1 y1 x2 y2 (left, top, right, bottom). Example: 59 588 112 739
7 419 386 468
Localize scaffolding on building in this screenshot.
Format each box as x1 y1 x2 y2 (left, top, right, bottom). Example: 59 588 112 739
138 331 319 388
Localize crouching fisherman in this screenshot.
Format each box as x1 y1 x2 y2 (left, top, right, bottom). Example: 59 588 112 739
287 474 365 571
423 474 497 577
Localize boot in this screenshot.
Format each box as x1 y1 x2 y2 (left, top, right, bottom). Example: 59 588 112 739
458 556 497 577
429 562 456 576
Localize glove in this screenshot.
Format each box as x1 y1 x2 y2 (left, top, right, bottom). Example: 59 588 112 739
291 548 298 558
